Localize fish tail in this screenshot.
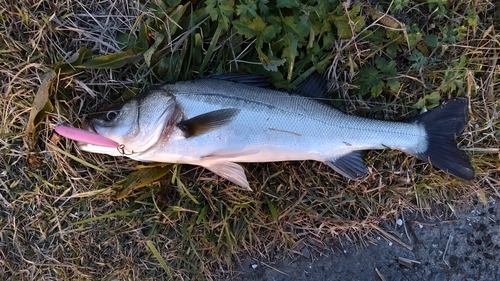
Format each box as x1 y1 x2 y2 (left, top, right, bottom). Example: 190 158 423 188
407 98 474 180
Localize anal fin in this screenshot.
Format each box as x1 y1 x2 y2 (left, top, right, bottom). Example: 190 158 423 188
202 162 252 191
325 151 368 180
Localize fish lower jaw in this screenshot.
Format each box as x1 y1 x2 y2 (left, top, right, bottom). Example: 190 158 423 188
78 143 124 157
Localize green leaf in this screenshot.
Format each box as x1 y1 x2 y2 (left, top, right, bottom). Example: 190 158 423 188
281 16 300 37
54 47 93 74
249 16 266 33
26 71 56 135
355 65 385 97
236 1 258 17
414 91 441 109
146 241 174 279
333 20 351 39
330 2 365 39
205 0 234 30
277 0 300 8
386 43 400 58
46 143 107 172
266 197 279 223
387 78 400 92
233 16 267 38
466 9 478 29
424 34 438 47
374 56 388 71
115 165 173 199
409 50 428 68
371 79 384 97
258 0 270 14
144 32 165 67
261 24 279 41
285 37 298 81
200 25 223 73
82 49 141 69
166 4 190 35
407 25 423 47
380 60 397 75
233 17 255 38
172 165 200 204
256 47 286 72
137 21 150 50
73 209 131 225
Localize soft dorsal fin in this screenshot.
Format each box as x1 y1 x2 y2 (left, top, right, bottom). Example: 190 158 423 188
204 73 272 88
177 108 240 138
324 151 369 180
295 72 329 101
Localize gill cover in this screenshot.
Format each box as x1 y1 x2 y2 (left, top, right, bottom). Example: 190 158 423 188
88 91 178 154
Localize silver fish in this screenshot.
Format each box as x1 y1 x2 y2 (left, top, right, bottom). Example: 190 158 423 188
78 75 474 189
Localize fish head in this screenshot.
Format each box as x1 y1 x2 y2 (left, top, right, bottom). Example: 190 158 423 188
79 91 179 156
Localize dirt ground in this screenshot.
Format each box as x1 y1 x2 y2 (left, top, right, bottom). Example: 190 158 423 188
229 197 500 281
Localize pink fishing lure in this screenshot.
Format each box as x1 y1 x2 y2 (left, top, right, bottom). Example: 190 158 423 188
54 125 119 148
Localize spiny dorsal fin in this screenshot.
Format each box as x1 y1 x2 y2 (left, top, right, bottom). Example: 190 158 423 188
177 108 240 138
295 72 329 101
204 73 272 88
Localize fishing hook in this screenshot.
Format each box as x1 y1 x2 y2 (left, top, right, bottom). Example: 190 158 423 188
117 144 134 155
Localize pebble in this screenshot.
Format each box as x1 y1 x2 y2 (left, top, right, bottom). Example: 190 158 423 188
433 272 447 281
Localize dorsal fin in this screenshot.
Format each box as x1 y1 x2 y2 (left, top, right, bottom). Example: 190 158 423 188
295 72 329 101
177 108 240 138
204 73 272 88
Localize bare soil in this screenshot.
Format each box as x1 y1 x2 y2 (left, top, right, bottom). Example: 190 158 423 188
230 198 500 281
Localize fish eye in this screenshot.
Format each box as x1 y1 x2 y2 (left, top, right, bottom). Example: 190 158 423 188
106 111 119 121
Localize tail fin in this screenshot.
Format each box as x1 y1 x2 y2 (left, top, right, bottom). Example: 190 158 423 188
408 98 474 180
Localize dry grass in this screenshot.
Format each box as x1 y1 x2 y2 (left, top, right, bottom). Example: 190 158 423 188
1 0 499 280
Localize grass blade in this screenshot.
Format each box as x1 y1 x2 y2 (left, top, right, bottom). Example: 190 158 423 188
147 240 174 279
46 142 107 172
73 209 131 225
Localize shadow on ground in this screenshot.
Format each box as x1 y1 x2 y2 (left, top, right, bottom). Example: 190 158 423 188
230 199 500 281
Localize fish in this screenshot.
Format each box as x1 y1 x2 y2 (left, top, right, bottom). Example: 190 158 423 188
74 74 474 190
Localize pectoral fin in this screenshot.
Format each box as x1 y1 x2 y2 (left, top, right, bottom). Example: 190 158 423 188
202 162 251 191
325 151 368 180
177 108 240 138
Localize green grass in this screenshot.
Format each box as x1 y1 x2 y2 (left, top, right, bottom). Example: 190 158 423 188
1 0 499 280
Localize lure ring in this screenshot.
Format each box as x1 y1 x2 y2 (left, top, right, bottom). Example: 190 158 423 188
117 144 134 155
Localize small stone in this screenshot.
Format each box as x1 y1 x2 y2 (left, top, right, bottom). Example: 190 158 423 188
301 247 311 258
332 263 343 273
433 272 447 281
